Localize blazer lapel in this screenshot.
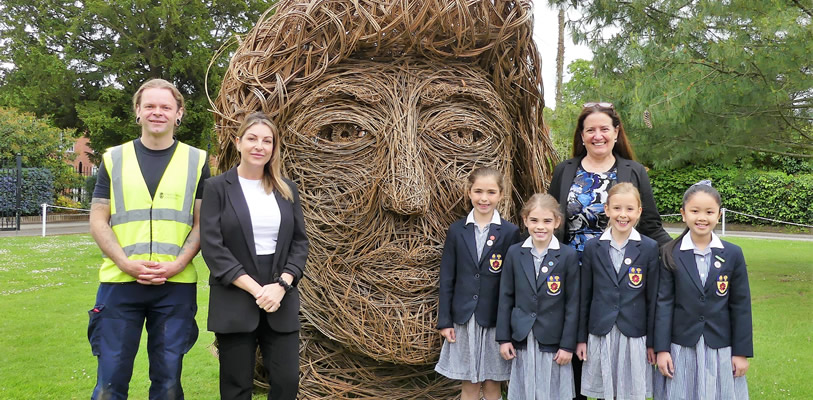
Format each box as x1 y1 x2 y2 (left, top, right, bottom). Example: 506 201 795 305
479 223 501 265
537 249 559 291
225 169 259 270
520 248 538 294
462 224 479 266
615 157 632 183
618 241 641 284
596 240 619 286
676 248 704 293
273 189 293 270
704 247 726 292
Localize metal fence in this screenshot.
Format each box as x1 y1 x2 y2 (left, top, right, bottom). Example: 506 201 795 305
0 154 22 231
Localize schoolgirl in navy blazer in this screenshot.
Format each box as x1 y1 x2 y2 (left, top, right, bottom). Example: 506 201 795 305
496 236 580 351
655 235 753 357
578 229 659 346
437 213 521 330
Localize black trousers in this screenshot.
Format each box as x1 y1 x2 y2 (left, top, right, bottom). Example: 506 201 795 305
215 313 299 400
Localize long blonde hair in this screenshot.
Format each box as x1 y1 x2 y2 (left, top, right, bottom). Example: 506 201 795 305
236 112 293 201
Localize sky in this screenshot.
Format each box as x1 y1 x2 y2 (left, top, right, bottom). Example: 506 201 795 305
531 3 593 109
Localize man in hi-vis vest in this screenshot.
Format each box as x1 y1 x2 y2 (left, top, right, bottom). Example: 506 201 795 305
88 79 210 399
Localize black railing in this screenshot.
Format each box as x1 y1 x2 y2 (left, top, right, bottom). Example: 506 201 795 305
0 154 22 231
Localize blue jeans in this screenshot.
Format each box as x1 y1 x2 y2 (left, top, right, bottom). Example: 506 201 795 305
88 282 198 400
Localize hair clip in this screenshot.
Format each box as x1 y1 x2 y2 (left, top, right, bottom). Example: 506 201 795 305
693 179 713 187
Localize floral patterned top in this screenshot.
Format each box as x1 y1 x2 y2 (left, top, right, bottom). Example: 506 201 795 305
565 166 617 254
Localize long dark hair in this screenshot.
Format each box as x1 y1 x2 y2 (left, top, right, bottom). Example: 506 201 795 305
661 181 722 270
571 104 636 160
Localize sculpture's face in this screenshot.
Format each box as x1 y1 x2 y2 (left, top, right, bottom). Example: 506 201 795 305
282 59 514 363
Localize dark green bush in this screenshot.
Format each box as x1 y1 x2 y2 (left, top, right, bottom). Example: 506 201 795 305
0 168 54 215
649 167 813 226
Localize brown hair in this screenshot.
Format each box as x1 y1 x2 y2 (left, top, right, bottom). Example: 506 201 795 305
466 167 505 195
607 182 641 207
520 193 562 221
236 112 293 201
571 104 636 160
132 78 185 115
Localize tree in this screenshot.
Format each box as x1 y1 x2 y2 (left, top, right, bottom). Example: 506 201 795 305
0 0 272 162
550 0 812 167
0 107 83 195
544 59 601 158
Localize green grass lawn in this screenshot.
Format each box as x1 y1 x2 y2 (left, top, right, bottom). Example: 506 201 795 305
0 235 810 399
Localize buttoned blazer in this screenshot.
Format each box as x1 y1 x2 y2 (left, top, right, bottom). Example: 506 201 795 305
200 168 309 334
548 156 671 246
496 242 580 351
578 235 659 347
437 217 521 329
654 240 753 357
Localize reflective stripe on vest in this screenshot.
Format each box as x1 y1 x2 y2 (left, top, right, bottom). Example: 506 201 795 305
99 141 205 283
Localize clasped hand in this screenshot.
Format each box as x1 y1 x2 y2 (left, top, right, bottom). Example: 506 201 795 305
255 283 286 313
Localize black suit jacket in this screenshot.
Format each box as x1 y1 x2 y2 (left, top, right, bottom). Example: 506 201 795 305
200 168 309 334
654 240 753 357
496 241 580 351
578 234 659 347
437 217 521 329
548 155 671 246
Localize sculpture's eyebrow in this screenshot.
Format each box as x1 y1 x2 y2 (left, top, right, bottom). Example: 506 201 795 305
298 80 384 107
417 80 503 110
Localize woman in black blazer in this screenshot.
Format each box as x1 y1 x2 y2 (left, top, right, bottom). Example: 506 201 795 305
548 103 671 250
201 112 309 400
548 102 670 400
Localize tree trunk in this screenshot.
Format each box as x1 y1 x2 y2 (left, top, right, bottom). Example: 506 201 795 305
555 7 565 107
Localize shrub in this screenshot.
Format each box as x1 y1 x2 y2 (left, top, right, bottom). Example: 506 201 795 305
649 167 813 226
0 168 54 215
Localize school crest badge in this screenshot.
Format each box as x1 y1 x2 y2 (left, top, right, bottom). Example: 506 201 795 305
716 275 729 296
546 275 562 296
628 267 643 289
489 254 503 273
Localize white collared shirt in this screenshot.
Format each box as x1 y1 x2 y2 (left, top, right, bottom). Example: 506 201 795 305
600 227 641 273
680 232 724 285
522 235 560 277
238 176 281 255
466 209 502 260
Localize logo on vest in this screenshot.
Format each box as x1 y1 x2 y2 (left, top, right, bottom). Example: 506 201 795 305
489 254 503 273
546 275 562 296
628 267 643 289
716 275 729 296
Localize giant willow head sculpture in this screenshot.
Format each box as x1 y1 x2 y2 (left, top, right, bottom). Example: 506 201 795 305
213 0 556 397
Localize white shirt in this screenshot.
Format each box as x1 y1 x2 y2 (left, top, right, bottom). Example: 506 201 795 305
680 232 724 285
522 235 560 277
599 227 642 273
466 209 502 260
238 177 281 255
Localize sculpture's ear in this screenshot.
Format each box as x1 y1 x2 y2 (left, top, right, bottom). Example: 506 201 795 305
510 116 558 217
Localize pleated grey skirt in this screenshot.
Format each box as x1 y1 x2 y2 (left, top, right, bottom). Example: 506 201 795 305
653 335 749 400
507 331 575 400
581 325 653 400
434 316 511 382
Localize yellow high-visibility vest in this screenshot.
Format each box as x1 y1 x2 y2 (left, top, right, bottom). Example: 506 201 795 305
99 140 206 283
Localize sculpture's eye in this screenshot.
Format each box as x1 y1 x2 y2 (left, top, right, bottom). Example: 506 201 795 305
445 128 484 145
316 123 369 143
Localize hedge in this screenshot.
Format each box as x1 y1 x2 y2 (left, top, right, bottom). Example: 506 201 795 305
649 167 813 226
0 168 54 216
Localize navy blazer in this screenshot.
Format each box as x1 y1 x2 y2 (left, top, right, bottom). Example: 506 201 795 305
200 168 309 334
578 234 659 347
548 155 671 246
437 217 521 329
496 241 580 351
654 240 753 357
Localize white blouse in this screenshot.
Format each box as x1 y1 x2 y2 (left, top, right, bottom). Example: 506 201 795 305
238 176 281 255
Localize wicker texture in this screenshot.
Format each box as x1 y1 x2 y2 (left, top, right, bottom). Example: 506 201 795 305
211 0 556 397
